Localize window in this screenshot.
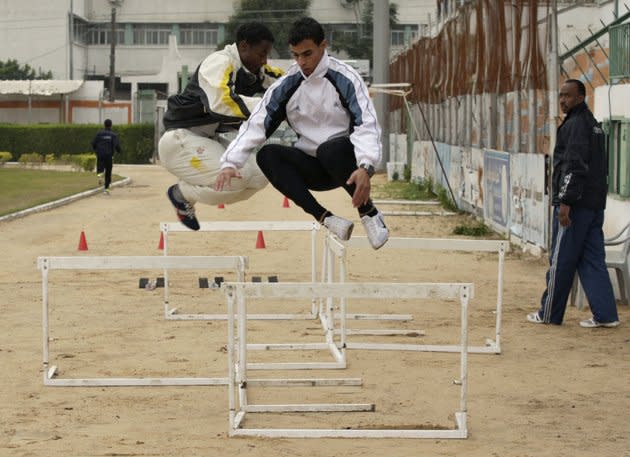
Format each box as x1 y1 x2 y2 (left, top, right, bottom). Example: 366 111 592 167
87 24 125 45
133 24 172 45
72 17 89 45
391 26 418 47
391 30 406 47
607 119 630 198
179 24 218 46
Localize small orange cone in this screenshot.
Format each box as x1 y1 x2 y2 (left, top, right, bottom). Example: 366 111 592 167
255 230 266 249
78 231 88 251
282 196 290 208
218 203 225 209
158 232 164 250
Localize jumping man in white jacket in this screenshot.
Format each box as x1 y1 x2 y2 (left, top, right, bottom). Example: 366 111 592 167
215 17 389 249
160 22 283 230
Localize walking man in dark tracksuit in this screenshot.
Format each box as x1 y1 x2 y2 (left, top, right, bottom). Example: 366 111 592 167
527 79 619 328
91 118 121 195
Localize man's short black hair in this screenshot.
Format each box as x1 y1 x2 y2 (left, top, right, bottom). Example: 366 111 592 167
104 119 112 128
236 22 274 45
565 79 586 97
288 17 325 46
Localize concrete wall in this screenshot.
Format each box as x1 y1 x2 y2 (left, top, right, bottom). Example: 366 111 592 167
400 133 628 252
0 2 71 79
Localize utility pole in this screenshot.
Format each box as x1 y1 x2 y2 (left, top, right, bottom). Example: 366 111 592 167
69 0 74 79
547 0 559 251
373 0 390 167
108 6 116 102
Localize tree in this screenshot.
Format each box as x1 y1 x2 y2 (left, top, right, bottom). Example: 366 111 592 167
331 0 399 60
220 0 311 59
0 59 53 80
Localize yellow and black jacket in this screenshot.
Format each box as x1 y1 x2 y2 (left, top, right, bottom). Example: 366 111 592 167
163 43 283 131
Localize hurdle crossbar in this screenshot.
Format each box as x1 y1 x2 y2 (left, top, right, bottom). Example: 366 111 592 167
326 235 507 354
226 281 471 439
160 221 320 320
372 199 440 206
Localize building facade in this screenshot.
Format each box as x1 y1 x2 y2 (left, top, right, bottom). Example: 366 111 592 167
0 0 433 100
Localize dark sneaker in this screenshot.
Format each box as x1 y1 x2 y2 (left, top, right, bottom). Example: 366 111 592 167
167 184 199 231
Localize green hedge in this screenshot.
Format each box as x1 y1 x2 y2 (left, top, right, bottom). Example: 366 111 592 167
0 123 154 164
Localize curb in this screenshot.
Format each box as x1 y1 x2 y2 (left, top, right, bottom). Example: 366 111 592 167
0 176 132 223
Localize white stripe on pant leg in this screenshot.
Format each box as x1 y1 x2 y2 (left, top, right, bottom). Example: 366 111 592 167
543 226 565 323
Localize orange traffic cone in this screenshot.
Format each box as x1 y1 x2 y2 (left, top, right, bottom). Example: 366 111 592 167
158 232 164 250
78 231 88 251
255 230 266 249
218 203 225 209
282 196 290 208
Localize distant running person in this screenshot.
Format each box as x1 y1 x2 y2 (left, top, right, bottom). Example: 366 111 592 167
216 17 389 249
91 118 121 195
159 22 283 230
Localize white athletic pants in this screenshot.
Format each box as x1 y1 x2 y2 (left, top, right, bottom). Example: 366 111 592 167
158 128 268 206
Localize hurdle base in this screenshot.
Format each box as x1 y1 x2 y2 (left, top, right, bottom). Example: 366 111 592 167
165 312 319 321
345 342 500 354
230 411 468 439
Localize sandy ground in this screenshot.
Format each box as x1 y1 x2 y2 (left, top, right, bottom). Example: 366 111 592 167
0 164 628 457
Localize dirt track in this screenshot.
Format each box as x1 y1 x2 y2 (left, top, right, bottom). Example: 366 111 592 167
0 164 628 457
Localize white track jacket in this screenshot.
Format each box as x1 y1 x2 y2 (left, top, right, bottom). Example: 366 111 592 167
220 50 382 169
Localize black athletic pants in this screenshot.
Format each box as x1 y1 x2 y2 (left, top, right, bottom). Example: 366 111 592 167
256 137 373 221
97 154 113 189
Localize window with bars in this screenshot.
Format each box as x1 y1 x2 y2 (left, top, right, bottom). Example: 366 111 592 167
391 30 406 46
179 24 219 46
133 24 172 45
87 24 125 45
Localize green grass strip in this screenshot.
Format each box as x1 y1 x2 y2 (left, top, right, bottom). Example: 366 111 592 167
0 168 121 217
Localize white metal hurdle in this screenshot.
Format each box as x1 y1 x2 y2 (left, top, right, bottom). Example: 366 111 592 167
162 221 347 370
225 281 472 439
324 235 508 354
37 255 246 387
160 221 320 320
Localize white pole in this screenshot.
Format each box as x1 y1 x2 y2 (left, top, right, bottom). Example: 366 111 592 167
495 243 505 351
339 248 347 353
237 290 247 409
227 287 236 429
163 225 170 317
41 260 49 382
459 285 470 414
326 243 334 344
311 226 317 315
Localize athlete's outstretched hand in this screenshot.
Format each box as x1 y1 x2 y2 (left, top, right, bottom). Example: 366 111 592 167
346 168 371 208
215 167 242 191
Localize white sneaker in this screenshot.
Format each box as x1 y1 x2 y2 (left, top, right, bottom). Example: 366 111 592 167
579 318 620 328
323 215 354 241
361 210 389 250
97 173 104 186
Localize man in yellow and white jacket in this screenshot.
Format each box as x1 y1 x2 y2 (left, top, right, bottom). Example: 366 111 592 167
160 22 283 230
